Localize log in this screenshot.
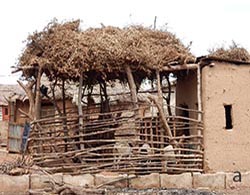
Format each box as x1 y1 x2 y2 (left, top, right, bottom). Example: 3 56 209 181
18 108 32 120
156 70 163 107
125 65 138 108
165 74 173 116
78 73 84 150
197 64 202 121
145 63 198 72
62 79 69 152
50 78 62 115
196 64 202 151
17 80 35 119
34 68 43 120
148 95 173 139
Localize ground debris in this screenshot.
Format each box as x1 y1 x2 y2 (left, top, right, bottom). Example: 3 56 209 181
30 186 220 195
105 188 219 195
0 155 31 175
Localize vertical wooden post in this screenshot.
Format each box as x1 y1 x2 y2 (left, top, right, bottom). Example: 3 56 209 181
156 70 163 107
155 117 159 148
34 68 43 120
150 119 153 148
197 65 202 121
34 68 43 153
78 73 84 150
62 79 68 152
125 65 138 108
62 79 66 116
156 70 164 148
166 74 173 116
173 121 176 137
51 79 62 116
125 65 140 147
9 101 15 123
197 64 202 151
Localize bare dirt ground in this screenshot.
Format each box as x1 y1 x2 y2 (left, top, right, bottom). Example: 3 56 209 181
0 149 20 164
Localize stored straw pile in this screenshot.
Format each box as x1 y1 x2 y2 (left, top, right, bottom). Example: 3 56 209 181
209 42 250 62
17 20 194 81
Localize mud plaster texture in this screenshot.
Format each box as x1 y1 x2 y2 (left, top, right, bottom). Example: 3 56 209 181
202 62 250 173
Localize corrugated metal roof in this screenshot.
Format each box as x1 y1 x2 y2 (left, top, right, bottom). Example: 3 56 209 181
0 84 25 106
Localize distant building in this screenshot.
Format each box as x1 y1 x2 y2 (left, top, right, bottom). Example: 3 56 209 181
0 84 22 147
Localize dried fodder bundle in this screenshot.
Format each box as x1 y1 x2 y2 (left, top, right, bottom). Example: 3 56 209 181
208 41 250 62
19 19 85 79
17 19 195 81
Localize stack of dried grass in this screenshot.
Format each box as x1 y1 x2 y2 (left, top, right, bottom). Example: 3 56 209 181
209 42 250 62
17 19 194 82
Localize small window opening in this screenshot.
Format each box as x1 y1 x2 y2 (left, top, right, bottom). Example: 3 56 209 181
224 105 233 129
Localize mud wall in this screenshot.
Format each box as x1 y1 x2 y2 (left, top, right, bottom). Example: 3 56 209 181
202 62 250 172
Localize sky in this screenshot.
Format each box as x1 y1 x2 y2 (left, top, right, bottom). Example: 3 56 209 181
0 0 250 84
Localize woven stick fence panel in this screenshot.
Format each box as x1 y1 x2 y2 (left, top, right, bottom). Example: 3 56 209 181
27 106 203 175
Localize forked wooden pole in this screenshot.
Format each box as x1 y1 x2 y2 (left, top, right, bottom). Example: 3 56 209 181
125 65 138 108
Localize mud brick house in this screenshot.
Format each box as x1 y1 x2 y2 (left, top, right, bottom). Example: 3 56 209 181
0 85 21 147
197 56 250 173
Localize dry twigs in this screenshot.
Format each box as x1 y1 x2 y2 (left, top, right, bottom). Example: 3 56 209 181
16 20 195 83
209 41 250 62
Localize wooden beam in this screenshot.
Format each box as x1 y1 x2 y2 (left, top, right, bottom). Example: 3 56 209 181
145 63 198 72
163 63 198 72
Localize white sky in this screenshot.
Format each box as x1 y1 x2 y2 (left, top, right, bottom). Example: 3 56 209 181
0 0 250 84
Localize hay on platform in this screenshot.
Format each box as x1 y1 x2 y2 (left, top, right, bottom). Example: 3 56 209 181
209 42 250 62
17 19 195 82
